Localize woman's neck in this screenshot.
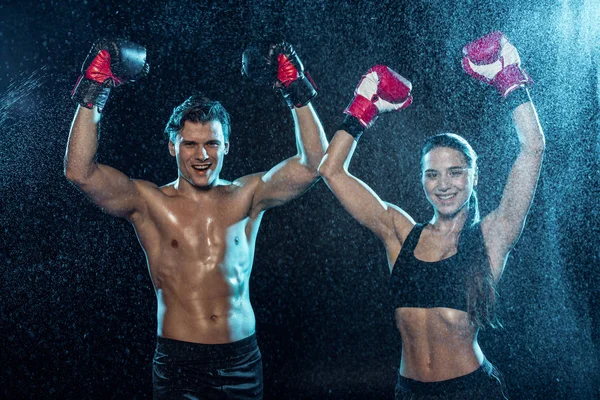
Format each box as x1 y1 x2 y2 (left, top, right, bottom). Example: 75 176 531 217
429 207 470 235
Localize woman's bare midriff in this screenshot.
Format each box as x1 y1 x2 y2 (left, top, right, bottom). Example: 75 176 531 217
395 307 484 382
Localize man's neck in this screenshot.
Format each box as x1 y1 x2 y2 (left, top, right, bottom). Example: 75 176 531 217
174 176 223 199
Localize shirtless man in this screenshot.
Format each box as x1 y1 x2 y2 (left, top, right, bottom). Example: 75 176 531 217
64 39 327 399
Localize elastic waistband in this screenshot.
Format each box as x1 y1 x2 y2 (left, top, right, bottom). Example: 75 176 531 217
156 333 258 360
397 358 495 395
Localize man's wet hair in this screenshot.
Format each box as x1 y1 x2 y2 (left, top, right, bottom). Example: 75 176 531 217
165 95 231 143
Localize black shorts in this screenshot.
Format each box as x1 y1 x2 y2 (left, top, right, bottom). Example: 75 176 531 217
395 358 509 400
152 334 263 400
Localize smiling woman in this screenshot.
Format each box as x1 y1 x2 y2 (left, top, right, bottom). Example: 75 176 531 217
416 134 500 331
421 133 480 228
318 31 544 400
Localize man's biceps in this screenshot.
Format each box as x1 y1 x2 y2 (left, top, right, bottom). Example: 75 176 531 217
105 193 143 216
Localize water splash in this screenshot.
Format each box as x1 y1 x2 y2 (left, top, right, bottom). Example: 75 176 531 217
0 65 49 191
0 65 49 129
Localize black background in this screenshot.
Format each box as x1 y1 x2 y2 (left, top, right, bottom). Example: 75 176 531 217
1 0 599 398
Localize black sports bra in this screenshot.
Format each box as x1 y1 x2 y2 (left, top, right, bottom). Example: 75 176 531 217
390 223 487 312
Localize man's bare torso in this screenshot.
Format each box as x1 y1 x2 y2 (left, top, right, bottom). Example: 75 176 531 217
130 176 263 344
65 104 325 345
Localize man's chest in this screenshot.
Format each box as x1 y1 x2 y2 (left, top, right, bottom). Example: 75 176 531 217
137 193 259 255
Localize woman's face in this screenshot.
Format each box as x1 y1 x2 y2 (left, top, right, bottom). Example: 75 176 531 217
421 147 477 218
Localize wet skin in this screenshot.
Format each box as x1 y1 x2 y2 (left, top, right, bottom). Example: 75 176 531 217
132 174 264 344
66 105 326 344
319 100 544 381
137 120 268 343
394 147 482 380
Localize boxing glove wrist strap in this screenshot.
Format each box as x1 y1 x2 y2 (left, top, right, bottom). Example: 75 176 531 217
494 64 531 98
339 115 365 141
72 77 111 112
280 72 317 109
505 87 531 110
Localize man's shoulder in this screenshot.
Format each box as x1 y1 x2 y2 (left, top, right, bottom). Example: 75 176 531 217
157 180 177 196
123 178 162 195
229 172 266 191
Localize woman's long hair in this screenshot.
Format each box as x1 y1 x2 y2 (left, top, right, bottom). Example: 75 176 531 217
421 133 500 328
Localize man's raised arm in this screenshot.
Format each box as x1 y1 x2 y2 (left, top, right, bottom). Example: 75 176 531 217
64 39 150 221
241 42 328 211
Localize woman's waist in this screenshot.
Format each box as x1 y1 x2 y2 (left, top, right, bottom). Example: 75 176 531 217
399 338 484 382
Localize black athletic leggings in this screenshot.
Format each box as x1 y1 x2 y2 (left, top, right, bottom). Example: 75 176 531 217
395 358 509 400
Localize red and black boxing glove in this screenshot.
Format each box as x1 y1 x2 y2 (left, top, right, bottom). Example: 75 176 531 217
241 42 317 108
270 42 317 108
72 38 149 113
341 65 412 140
462 31 532 99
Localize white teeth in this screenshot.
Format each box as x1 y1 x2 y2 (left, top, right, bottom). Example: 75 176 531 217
437 194 455 200
192 165 209 171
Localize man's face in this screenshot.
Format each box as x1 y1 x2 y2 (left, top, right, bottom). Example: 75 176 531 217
169 120 229 188
421 147 477 218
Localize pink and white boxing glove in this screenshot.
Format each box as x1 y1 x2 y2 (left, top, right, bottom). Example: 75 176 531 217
462 31 532 98
344 65 412 129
